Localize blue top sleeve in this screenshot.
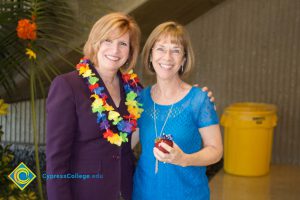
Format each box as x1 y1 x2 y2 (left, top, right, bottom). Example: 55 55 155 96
191 88 219 128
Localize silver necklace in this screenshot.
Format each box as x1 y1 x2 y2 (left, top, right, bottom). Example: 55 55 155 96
153 102 174 174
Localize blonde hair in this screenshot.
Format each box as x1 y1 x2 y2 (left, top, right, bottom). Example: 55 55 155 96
83 12 141 70
142 21 195 77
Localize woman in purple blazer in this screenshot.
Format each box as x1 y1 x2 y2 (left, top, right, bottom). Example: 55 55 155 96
46 12 143 200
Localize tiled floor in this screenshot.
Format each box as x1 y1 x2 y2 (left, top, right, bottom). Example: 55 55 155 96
209 165 300 200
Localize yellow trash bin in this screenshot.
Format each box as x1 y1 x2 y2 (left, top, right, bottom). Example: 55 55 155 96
221 102 277 176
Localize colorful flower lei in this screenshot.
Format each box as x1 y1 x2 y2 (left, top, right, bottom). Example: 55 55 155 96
76 57 143 146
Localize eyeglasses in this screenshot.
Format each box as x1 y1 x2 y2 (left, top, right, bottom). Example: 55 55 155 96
152 46 184 57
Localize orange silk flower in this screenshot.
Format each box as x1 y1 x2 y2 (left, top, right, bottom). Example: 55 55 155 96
16 19 37 40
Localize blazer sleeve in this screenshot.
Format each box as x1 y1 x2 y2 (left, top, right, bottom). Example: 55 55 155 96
46 75 77 200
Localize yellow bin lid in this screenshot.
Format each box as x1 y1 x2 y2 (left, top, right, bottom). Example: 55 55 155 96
221 102 277 128
224 102 277 115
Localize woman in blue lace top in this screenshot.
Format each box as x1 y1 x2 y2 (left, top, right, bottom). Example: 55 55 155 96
132 21 223 200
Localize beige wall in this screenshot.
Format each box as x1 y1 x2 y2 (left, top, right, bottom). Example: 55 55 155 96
186 0 300 164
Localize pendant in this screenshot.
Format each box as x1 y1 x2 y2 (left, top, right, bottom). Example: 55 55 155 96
155 159 158 174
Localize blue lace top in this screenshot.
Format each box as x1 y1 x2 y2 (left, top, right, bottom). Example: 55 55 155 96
133 86 219 200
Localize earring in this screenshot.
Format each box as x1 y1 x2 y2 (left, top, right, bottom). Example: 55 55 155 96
181 65 184 73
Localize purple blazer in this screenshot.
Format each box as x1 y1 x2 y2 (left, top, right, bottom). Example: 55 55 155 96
46 69 136 200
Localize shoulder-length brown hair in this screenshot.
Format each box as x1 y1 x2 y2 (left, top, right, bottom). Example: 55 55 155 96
83 12 141 71
142 21 194 77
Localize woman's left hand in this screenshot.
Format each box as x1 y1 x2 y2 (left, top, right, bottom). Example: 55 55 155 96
153 142 188 167
202 86 215 102
193 85 216 103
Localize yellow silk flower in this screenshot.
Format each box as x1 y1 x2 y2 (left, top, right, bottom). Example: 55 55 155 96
103 104 114 111
108 111 122 124
91 98 104 113
125 99 138 107
78 65 88 75
107 133 122 146
82 69 94 78
128 106 142 119
0 99 8 115
25 48 36 60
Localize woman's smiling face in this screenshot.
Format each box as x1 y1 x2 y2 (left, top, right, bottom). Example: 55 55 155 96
97 29 130 71
151 36 185 80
